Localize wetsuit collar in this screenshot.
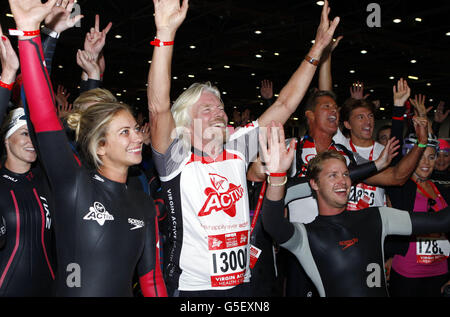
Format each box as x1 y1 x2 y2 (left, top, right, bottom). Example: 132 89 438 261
91 172 127 193
0 166 34 183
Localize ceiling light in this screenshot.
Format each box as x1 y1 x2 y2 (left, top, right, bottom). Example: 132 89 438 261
115 35 122 39
349 70 355 73
293 117 299 120
251 73 256 76
380 107 385 111
446 32 450 36
222 91 227 95
148 60 152 63
389 76 395 80
360 50 367 54
136 97 141 101
408 75 419 80
229 121 234 125
119 71 124 74
254 30 262 34
274 94 279 97
426 83 431 86
274 52 280 56
393 18 402 23
58 65 63 69
207 67 212 71
173 76 178 79
429 98 433 102
370 89 374 92
123 89 127 92
260 102 264 105
116 93 122 96
189 45 196 49
188 74 195 78
255 54 262 58
415 17 422 22
410 59 417 63
6 13 13 18
316 1 324 5
224 65 230 69
311 40 315 44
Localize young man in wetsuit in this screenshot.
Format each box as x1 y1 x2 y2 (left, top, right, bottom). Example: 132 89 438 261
259 122 450 297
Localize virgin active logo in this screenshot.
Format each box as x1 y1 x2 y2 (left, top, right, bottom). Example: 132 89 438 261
83 202 114 226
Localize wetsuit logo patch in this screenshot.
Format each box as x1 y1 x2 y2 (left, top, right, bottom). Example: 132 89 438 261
198 173 244 217
339 238 359 250
83 202 114 226
128 218 144 230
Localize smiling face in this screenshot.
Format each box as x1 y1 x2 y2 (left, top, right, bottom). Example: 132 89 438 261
5 125 37 166
310 158 351 214
435 150 449 172
189 91 229 147
344 106 375 146
97 110 143 170
308 95 339 136
414 147 437 180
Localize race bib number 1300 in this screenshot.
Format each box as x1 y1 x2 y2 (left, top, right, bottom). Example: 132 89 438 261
208 230 249 287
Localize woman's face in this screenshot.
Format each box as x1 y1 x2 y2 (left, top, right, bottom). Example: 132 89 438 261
97 110 143 169
435 150 450 171
5 125 36 165
415 147 437 179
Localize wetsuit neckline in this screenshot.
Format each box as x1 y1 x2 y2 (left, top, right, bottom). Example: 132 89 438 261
91 172 127 193
0 166 33 180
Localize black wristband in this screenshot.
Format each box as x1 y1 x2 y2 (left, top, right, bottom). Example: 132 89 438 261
349 161 378 183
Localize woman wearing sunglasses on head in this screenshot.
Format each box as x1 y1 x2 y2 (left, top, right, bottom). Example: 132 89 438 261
386 133 450 297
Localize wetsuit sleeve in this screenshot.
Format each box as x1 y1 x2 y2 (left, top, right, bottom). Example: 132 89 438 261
18 37 80 186
284 177 312 205
137 205 167 297
79 79 102 93
391 106 405 165
379 206 450 236
261 198 295 244
0 86 12 126
348 161 378 184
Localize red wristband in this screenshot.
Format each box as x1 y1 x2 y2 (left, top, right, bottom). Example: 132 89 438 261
392 116 404 121
269 172 287 177
150 38 174 47
9 29 40 37
0 80 14 90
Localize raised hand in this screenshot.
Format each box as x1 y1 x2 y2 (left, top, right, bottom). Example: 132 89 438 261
260 80 273 100
321 35 343 61
55 84 70 111
44 0 84 34
393 78 410 107
141 122 151 146
350 81 369 100
258 121 296 174
0 25 19 83
153 0 189 34
374 137 400 171
433 101 449 123
57 102 72 119
311 0 340 56
8 0 58 32
412 116 429 144
84 14 112 60
409 94 428 118
76 49 101 80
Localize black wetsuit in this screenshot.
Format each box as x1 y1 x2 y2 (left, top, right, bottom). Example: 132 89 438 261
262 199 450 297
0 166 55 296
18 36 166 297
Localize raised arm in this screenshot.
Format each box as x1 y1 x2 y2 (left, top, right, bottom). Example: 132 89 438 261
147 0 188 154
257 0 339 127
0 24 19 121
318 35 342 91
259 122 296 244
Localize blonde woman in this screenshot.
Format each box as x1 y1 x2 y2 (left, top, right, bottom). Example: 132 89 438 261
10 0 166 296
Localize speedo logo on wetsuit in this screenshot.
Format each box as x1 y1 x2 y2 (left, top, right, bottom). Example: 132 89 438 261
83 202 114 226
339 238 359 250
128 218 144 230
198 173 244 217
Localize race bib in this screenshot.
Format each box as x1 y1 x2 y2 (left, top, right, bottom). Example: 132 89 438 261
208 230 249 287
347 184 376 211
416 235 450 264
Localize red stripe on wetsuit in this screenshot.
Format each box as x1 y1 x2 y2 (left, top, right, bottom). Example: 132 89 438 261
18 37 62 133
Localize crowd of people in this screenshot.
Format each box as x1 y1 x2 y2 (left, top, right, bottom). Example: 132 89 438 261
0 0 448 298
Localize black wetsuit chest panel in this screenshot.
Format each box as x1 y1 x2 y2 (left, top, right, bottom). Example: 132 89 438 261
0 166 54 296
305 208 387 296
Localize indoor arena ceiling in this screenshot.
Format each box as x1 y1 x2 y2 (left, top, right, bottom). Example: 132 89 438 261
1 0 449 120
